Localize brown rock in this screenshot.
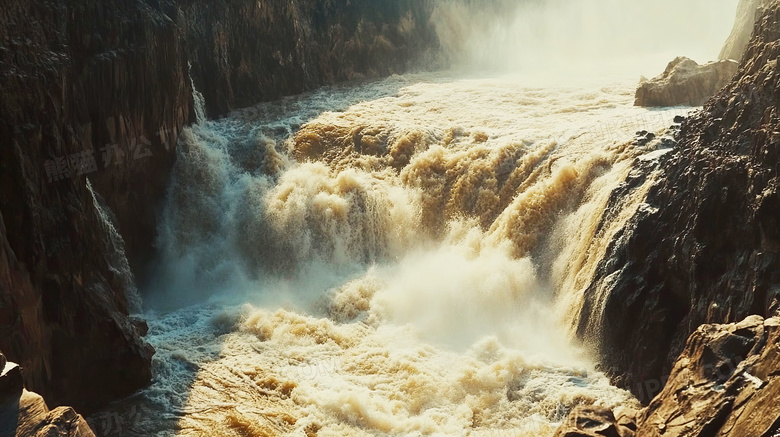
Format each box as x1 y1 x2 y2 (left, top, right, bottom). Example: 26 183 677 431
1 353 95 437
554 313 780 437
614 406 638 436
634 57 738 107
634 316 780 437
31 406 96 437
11 391 95 437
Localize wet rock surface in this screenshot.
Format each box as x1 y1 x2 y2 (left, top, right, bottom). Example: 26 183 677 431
580 0 780 403
634 57 738 107
0 0 438 414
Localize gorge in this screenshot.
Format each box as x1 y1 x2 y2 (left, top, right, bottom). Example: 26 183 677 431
1 0 779 436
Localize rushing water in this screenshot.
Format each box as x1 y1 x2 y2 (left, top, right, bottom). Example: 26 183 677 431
87 69 697 436
86 3 741 433
86 178 142 314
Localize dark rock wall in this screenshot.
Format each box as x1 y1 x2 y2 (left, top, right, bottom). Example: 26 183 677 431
182 0 440 117
0 0 438 413
578 1 780 402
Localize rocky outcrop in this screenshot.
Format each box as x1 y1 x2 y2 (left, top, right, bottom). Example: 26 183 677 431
0 350 95 437
578 0 780 402
634 315 780 437
1 0 439 415
634 57 738 107
556 316 780 437
183 0 440 117
719 0 765 61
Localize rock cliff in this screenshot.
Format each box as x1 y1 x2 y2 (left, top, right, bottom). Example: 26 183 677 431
0 0 438 414
0 0 183 412
577 0 780 403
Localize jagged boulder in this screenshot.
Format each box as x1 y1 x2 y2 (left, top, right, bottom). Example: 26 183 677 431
634 57 738 107
0 350 95 437
10 394 96 437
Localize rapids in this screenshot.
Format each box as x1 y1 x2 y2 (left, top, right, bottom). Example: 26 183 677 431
88 71 690 436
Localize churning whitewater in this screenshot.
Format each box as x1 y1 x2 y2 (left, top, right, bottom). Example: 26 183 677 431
88 68 697 437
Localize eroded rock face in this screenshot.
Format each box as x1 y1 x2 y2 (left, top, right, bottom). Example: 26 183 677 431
579 0 780 403
634 315 780 437
634 57 738 107
0 0 181 412
553 405 638 437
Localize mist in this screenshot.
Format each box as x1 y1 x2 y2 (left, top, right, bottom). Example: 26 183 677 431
433 0 740 76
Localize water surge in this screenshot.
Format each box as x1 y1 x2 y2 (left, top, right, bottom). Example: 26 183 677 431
95 70 698 437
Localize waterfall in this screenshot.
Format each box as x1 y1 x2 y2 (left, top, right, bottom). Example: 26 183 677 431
86 177 142 314
188 61 207 125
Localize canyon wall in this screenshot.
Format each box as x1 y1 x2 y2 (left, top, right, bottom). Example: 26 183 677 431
578 0 780 402
182 0 439 117
0 0 438 413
